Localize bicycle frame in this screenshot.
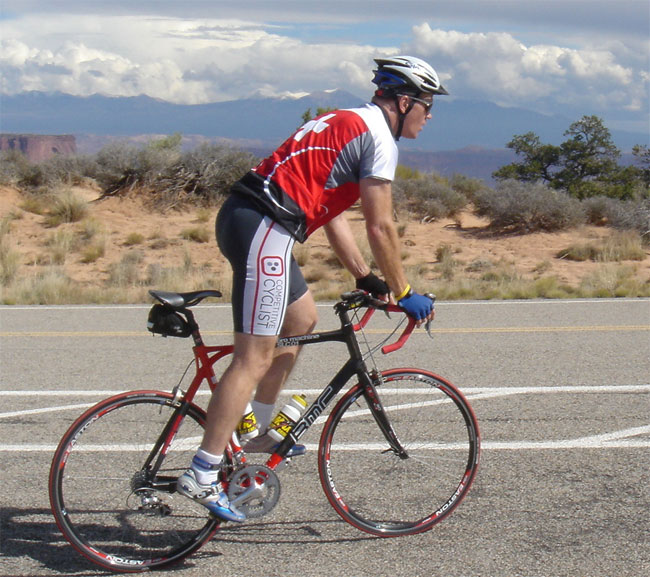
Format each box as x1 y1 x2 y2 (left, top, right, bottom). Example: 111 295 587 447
151 298 415 480
49 289 479 571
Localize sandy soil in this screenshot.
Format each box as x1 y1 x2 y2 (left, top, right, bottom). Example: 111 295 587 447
1 185 648 302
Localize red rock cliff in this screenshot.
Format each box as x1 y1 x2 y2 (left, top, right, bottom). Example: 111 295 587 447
0 134 77 162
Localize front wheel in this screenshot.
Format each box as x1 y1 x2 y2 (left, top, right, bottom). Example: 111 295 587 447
49 391 218 572
318 369 480 537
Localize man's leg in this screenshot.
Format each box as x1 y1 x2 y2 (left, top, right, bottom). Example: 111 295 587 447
200 332 278 456
176 333 277 522
253 290 318 407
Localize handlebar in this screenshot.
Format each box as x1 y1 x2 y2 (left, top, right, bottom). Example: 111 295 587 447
340 290 434 355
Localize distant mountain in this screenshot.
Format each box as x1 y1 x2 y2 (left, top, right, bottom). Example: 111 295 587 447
1 90 644 152
1 90 645 182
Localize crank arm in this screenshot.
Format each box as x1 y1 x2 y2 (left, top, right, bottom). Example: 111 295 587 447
229 481 265 507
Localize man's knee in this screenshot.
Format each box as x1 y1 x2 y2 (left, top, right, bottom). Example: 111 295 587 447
231 334 277 377
283 291 318 335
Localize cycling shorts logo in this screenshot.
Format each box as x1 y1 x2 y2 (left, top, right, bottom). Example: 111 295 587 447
262 256 284 276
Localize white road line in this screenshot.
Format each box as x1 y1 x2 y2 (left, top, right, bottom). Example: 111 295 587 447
2 384 648 451
2 384 649 398
0 403 96 419
4 433 650 453
1 384 649 420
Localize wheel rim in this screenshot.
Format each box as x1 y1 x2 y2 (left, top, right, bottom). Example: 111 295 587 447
49 393 218 571
318 370 479 536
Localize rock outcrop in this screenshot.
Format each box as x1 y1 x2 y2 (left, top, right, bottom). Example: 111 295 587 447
0 134 77 162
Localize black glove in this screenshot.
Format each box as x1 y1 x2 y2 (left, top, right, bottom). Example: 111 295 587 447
356 272 390 298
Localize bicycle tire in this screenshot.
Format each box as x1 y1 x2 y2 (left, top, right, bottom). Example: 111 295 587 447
318 369 480 537
49 391 218 572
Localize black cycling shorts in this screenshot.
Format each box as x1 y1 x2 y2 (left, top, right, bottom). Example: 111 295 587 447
216 194 308 336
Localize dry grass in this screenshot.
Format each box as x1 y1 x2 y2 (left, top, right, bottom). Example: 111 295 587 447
557 230 646 263
124 232 145 246
43 189 88 227
1 185 649 304
180 226 210 243
0 217 20 285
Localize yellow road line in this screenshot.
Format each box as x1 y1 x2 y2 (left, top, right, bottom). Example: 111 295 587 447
1 325 648 338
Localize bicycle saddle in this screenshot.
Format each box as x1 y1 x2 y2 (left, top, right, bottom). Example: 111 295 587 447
149 289 222 309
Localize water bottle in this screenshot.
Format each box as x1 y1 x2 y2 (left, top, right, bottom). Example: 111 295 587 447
236 402 259 442
267 394 307 443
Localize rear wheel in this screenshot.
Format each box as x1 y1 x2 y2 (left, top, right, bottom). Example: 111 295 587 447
49 391 218 572
318 369 480 536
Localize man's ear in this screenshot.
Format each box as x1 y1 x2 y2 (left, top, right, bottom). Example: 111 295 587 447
397 94 410 114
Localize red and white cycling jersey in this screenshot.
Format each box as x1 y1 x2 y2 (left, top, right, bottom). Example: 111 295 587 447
231 103 398 242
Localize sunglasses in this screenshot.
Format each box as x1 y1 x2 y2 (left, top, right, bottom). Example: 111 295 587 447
409 96 433 113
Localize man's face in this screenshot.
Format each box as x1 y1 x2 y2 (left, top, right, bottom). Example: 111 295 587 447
400 94 433 139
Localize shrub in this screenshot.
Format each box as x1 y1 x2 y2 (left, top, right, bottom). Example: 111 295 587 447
108 251 145 286
579 264 649 297
94 141 142 192
0 150 29 185
78 218 103 240
195 208 212 223
473 180 585 233
449 173 490 202
557 231 646 262
0 218 20 285
393 172 468 220
39 154 97 187
434 243 460 280
0 150 96 190
45 228 78 264
44 189 88 227
94 139 257 209
124 232 145 246
583 196 650 242
80 241 106 263
19 193 48 215
181 227 210 243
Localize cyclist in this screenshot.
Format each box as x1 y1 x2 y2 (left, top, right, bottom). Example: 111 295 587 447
177 55 448 521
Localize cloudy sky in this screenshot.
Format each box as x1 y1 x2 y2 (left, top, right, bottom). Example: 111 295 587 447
1 0 648 134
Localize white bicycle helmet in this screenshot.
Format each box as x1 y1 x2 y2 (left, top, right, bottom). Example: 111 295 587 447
372 55 448 96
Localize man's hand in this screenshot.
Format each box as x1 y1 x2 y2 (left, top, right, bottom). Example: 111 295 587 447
356 272 390 299
398 291 435 325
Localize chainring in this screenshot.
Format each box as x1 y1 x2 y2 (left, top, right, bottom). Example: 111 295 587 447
226 464 281 518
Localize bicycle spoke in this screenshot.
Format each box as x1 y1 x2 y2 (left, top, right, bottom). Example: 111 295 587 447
50 393 218 571
319 369 479 536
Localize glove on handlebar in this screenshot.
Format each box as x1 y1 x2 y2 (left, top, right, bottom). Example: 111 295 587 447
398 291 434 321
356 272 389 298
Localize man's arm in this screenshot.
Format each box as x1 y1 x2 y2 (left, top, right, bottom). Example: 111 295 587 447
360 177 434 323
358 177 409 297
322 212 371 280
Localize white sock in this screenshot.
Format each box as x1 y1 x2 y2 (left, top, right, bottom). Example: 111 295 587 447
191 448 223 485
251 400 275 432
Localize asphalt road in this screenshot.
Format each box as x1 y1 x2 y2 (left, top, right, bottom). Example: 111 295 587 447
1 298 649 577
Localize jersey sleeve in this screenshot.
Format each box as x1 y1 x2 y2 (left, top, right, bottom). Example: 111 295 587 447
355 104 399 182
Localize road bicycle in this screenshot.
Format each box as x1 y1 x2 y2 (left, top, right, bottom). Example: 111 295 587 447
49 289 480 572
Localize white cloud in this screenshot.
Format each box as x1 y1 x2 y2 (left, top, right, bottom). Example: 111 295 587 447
0 9 647 131
408 23 645 116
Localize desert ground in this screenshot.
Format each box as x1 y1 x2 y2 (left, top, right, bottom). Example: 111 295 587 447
1 185 649 304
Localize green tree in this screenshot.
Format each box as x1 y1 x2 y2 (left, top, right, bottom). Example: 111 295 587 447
493 115 640 199
493 132 560 183
301 107 336 124
147 132 183 152
632 144 650 187
555 116 620 198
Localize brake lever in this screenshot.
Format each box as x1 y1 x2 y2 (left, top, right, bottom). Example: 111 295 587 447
424 292 436 340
